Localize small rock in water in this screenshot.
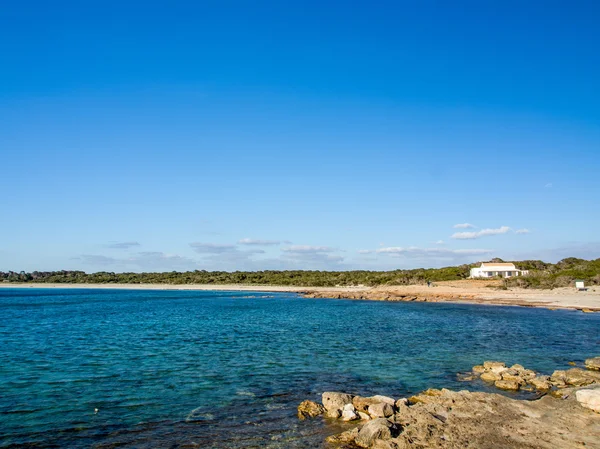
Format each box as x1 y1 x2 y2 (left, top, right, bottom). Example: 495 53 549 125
297 400 325 419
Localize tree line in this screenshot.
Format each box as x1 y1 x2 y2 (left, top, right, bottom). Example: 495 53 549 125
1 257 599 289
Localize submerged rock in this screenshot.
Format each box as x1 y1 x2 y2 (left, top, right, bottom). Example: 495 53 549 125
297 400 325 419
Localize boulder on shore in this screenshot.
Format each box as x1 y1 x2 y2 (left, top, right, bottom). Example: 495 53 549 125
322 392 354 413
368 402 394 418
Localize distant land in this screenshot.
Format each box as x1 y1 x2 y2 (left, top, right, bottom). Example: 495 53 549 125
2 257 599 289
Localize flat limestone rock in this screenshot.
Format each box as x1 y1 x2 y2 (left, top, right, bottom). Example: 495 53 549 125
389 388 600 449
495 379 520 391
585 357 600 371
480 371 502 382
530 375 552 390
562 368 600 387
576 389 600 413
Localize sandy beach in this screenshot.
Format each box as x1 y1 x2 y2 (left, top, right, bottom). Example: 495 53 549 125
1 280 598 311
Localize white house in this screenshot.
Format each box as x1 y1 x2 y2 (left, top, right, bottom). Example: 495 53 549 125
470 263 529 279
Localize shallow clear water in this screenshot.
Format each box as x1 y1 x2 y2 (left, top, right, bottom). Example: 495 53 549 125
0 288 599 448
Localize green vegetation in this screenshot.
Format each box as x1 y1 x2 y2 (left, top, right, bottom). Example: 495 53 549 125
2 258 599 289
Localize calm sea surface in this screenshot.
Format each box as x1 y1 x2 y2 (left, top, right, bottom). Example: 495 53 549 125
1 288 599 448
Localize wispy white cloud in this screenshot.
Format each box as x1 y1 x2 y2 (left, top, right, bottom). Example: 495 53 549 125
452 226 511 240
281 245 336 254
434 240 445 245
104 241 141 249
373 247 492 256
515 228 531 234
545 183 553 188
238 238 281 246
453 223 475 229
189 242 238 254
79 251 199 271
281 245 344 266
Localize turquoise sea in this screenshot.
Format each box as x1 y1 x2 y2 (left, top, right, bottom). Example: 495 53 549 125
1 288 599 448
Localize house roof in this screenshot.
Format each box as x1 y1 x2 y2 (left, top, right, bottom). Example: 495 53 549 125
480 263 517 269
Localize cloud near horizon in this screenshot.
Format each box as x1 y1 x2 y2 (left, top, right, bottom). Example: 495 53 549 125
451 226 512 240
360 246 492 257
453 223 475 229
238 238 282 246
78 251 198 270
104 241 141 249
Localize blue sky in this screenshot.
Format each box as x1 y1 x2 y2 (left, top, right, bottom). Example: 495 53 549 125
1 1 599 272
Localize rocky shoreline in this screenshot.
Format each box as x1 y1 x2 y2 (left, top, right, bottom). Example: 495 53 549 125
298 357 600 448
302 288 600 313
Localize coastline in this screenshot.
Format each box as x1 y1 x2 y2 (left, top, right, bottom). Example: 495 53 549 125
1 280 598 312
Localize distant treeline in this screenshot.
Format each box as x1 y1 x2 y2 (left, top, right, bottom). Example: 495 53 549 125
1 257 599 289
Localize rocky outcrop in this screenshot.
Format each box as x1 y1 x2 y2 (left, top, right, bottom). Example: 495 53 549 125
315 388 600 448
469 360 600 392
302 358 600 448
